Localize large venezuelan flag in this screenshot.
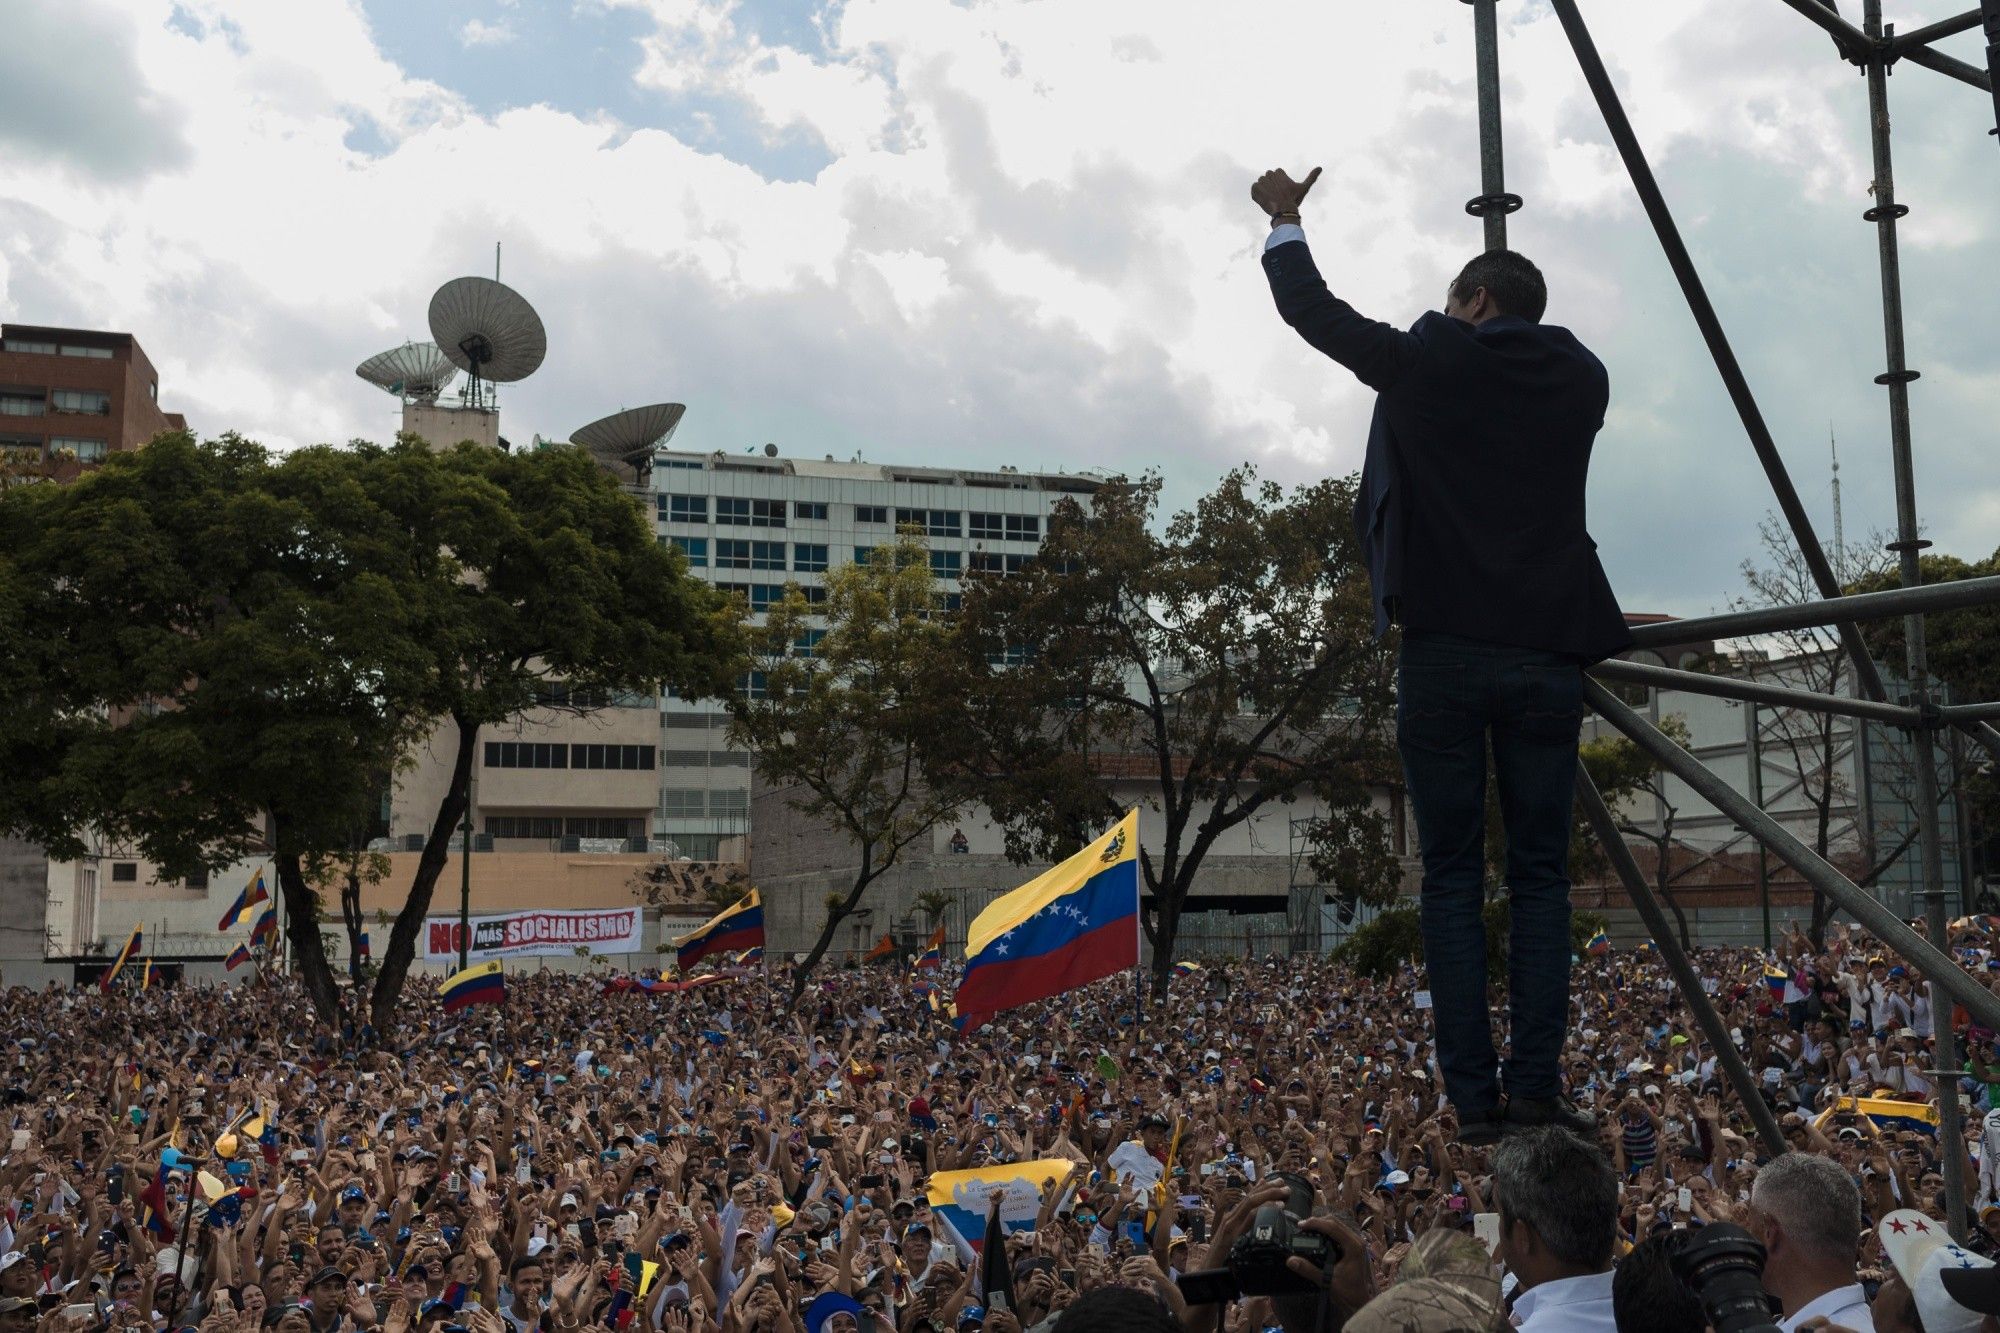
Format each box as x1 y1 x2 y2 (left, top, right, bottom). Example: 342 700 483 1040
101 925 143 990
676 890 764 972
217 869 270 932
926 1159 1077 1255
439 959 506 1012
953 810 1139 1031
1813 1094 1939 1137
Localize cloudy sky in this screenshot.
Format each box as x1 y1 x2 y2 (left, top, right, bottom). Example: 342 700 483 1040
2 0 1994 616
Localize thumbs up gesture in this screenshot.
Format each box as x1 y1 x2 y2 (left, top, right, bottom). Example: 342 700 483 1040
1251 166 1322 218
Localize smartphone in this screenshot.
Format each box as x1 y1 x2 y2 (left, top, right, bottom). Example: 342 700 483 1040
64 1305 96 1321
107 1165 125 1207
1472 1213 1501 1256
807 1136 833 1150
9 1129 27 1153
290 1149 311 1163
359 1152 376 1171
564 1224 581 1243
515 1156 531 1184
1677 1187 1693 1214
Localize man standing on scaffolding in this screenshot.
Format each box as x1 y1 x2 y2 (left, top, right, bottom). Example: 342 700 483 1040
1253 165 1631 1145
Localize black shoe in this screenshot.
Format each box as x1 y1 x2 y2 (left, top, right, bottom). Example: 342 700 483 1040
1503 1096 1596 1137
1456 1108 1506 1147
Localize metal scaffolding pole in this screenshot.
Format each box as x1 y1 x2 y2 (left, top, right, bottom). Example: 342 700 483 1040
1585 680 2000 1034
1861 0 1966 1237
1890 8 1986 50
1625 574 2000 646
1591 658 1926 726
1985 0 2000 142
1462 0 1521 251
1574 764 1789 1157
1746 702 1773 951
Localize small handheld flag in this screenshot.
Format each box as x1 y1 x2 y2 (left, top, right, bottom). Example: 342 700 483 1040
141 959 155 991
675 890 764 972
439 960 505 1013
1586 928 1610 957
217 870 271 932
865 933 896 963
249 904 279 948
1764 964 1789 999
1173 960 1201 979
225 942 253 972
101 925 143 991
914 925 945 971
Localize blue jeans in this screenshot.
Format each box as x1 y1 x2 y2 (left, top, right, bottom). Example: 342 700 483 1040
1397 631 1585 1113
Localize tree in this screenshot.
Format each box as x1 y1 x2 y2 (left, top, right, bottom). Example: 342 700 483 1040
1594 717 1697 951
0 434 738 1030
943 468 1398 992
912 889 956 931
345 439 740 1032
727 534 968 1002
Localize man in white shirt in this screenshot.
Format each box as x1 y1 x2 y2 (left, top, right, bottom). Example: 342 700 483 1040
1492 1127 1619 1332
1744 1152 1875 1332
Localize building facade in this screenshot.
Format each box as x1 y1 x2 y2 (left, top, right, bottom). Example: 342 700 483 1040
649 449 1105 861
0 324 186 464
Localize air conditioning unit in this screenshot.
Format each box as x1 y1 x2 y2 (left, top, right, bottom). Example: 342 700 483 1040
626 836 650 853
473 833 495 852
403 834 427 851
560 836 582 853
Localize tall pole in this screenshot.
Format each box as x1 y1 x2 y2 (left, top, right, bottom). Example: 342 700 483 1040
1746 702 1772 951
1463 0 1521 251
1862 0 1965 1239
459 799 473 972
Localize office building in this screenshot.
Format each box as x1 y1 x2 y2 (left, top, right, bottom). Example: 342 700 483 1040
650 448 1106 860
0 325 186 465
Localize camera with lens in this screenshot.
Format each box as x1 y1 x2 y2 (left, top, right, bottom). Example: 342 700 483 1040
1176 1171 1336 1305
1670 1222 1780 1333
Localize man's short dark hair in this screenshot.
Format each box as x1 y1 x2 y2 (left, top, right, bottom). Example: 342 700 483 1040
1612 1233 1706 1333
1491 1126 1617 1269
508 1254 544 1279
1050 1288 1181 1333
1450 249 1548 323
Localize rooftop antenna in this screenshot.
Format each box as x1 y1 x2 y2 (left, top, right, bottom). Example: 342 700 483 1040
427 275 546 411
1830 425 1845 585
571 403 687 486
354 341 459 403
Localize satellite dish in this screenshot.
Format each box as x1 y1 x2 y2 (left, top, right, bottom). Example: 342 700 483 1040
355 342 459 402
427 276 547 409
572 403 687 482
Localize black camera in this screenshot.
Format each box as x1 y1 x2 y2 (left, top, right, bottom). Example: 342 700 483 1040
1670 1223 1779 1333
1176 1171 1336 1304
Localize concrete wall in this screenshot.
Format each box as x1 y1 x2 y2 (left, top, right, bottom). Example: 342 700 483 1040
0 837 50 963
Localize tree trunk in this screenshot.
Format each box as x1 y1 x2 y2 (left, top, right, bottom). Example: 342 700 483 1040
341 869 365 982
1147 892 1183 997
1656 876 1693 953
789 867 877 1006
370 716 479 1035
271 848 342 1024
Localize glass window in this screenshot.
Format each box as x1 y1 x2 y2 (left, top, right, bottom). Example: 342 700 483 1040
59 345 113 359
969 512 1003 541
793 543 829 573
483 741 569 768
1005 553 1033 573
48 437 106 462
717 497 785 527
112 862 139 881
665 535 707 567
51 389 110 415
711 790 749 814
794 628 826 657
896 507 961 538
855 504 888 524
1006 515 1040 540
941 592 963 612
487 816 562 840
740 670 768 700
794 501 828 520
750 541 785 571
929 550 962 577
663 494 708 523
659 790 705 817
801 584 827 605
854 546 877 565
969 551 1005 575
658 749 711 767
0 392 45 417
1 339 55 354
716 539 751 570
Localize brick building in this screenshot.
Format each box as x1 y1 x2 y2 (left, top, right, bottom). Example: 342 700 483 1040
0 324 186 465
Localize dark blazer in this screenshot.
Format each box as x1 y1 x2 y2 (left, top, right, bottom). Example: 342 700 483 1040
1262 237 1631 662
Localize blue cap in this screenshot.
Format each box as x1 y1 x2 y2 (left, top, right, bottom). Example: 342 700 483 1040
803 1293 866 1333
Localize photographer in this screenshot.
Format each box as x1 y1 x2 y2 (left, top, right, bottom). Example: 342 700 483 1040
1743 1153 1872 1332
1253 165 1628 1146
1490 1128 1617 1331
1610 1234 1705 1333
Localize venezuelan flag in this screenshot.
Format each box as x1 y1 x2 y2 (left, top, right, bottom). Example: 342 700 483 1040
1813 1094 1939 1137
141 959 155 991
249 903 278 947
1764 963 1789 999
731 945 763 966
225 942 253 971
101 925 143 990
675 890 764 972
1586 928 1611 956
953 810 1140 1032
1173 960 1201 979
914 925 945 971
926 1160 1076 1255
439 959 505 1013
216 869 270 932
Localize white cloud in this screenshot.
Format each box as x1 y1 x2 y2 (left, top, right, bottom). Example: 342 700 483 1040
2 0 1995 618
458 18 518 48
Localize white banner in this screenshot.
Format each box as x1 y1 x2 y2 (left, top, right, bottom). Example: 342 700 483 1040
422 908 644 962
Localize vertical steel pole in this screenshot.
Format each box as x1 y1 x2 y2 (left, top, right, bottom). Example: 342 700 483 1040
1862 0 1965 1237
1746 702 1772 951
1463 0 1522 251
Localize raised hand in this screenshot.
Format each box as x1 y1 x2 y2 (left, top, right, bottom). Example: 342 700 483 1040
1251 166 1322 219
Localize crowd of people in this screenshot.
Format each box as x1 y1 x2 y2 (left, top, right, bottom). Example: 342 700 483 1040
8 915 2000 1333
